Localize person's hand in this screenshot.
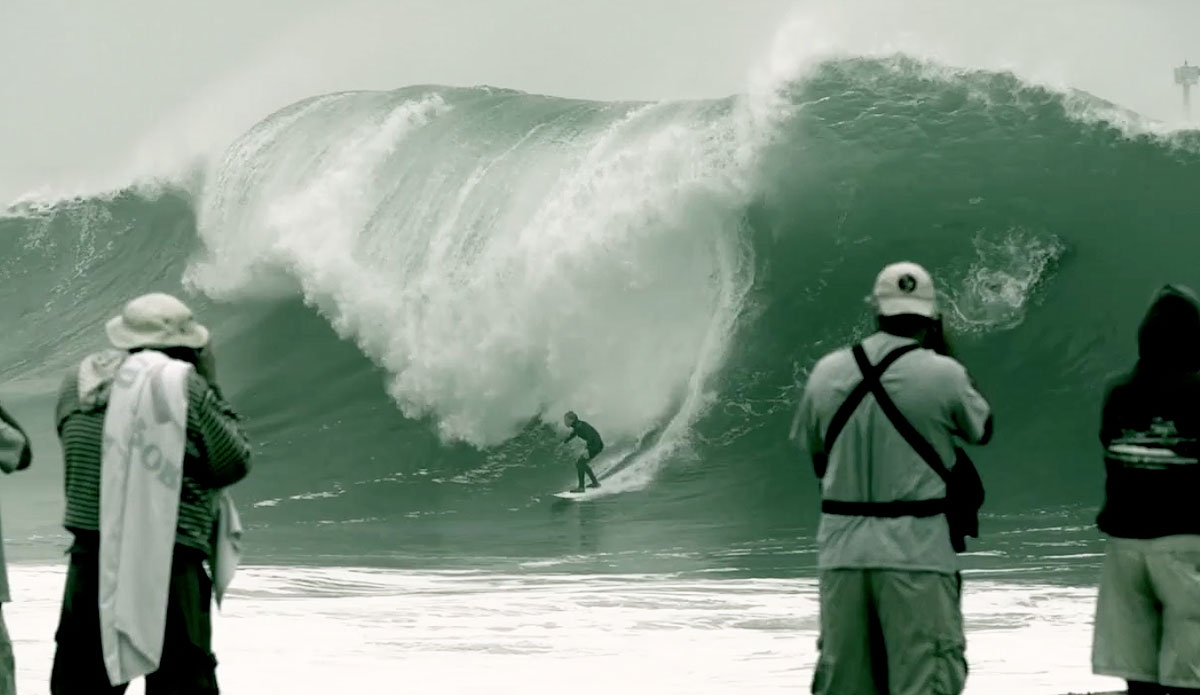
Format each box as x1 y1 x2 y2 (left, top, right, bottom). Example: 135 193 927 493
196 345 218 386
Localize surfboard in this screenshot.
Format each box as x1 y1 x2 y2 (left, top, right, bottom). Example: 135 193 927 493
551 447 634 501
552 487 601 501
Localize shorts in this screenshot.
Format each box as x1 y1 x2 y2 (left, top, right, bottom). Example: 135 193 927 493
1093 535 1200 689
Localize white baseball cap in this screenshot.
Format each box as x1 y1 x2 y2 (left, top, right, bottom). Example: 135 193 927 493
106 293 211 350
871 262 938 318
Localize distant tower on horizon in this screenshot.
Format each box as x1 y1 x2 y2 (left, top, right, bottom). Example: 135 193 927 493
1177 60 1200 119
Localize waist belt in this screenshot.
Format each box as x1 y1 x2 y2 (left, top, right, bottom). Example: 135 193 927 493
822 497 948 518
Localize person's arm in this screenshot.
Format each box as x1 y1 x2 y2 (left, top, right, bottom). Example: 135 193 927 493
563 429 577 444
189 373 251 488
1098 380 1129 448
792 382 828 474
948 362 993 446
787 387 807 446
0 405 30 474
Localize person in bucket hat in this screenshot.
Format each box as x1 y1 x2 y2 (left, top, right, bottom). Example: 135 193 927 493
105 293 211 350
50 293 250 694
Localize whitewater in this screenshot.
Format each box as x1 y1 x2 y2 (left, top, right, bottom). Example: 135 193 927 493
3 565 1119 694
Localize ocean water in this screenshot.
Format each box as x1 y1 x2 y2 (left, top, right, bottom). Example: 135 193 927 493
1 50 1197 692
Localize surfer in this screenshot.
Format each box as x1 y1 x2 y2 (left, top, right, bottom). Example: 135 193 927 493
563 411 602 492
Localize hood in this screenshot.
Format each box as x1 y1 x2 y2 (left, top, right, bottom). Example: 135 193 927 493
1137 284 1200 374
77 350 127 410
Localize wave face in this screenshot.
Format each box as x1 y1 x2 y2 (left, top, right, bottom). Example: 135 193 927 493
185 86 758 454
4 57 1200 572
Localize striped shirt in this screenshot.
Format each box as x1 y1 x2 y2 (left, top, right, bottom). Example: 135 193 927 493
55 365 251 556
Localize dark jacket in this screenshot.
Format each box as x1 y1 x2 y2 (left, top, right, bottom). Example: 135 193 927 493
565 419 604 456
1098 285 1200 539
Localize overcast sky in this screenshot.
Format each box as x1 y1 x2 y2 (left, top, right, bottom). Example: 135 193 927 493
0 0 1197 203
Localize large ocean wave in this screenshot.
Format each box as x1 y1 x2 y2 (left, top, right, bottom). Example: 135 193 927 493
3 56 1198 568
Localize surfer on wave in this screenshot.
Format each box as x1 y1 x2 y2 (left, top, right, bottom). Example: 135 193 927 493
563 411 603 493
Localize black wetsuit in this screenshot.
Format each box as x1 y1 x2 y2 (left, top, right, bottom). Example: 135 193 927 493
565 420 604 489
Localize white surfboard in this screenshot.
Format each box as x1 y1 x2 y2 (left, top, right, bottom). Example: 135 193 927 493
552 487 601 501
551 448 632 501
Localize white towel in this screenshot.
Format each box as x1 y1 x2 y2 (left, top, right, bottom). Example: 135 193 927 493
212 491 243 607
99 351 190 686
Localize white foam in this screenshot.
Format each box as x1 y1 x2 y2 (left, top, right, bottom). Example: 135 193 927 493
943 229 1066 333
187 92 450 299
3 565 1125 694
185 86 765 506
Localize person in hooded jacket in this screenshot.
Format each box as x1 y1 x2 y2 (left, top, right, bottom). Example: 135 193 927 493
1093 285 1200 695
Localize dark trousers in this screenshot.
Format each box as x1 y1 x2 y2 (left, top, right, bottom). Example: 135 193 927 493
576 450 601 489
1129 682 1200 694
50 541 219 695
